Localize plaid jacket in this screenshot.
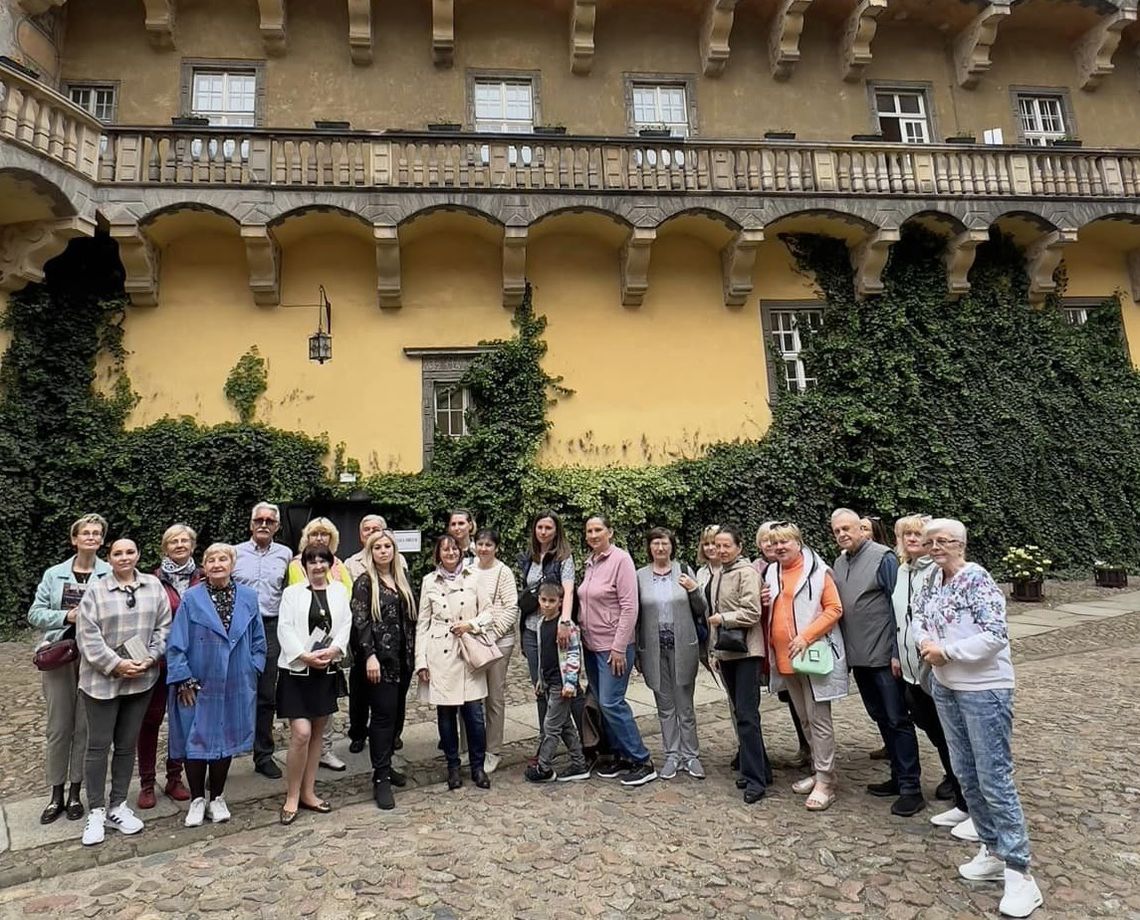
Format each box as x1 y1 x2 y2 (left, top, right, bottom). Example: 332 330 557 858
77 571 172 700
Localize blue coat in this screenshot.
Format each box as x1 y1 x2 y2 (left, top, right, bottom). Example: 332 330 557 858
166 583 266 760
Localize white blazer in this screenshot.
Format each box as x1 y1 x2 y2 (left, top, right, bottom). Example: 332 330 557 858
277 581 352 674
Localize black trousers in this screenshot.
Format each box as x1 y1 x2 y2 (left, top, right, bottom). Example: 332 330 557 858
721 657 771 796
365 679 400 778
904 681 967 812
394 667 411 743
348 658 370 743
253 617 280 766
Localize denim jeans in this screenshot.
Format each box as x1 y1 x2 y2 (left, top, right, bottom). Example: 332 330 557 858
583 646 650 764
437 701 486 775
932 682 1031 871
521 624 547 727
852 665 922 795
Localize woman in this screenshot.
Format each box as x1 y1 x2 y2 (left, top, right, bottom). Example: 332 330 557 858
136 523 200 810
763 522 847 812
694 524 722 594
891 515 969 832
707 525 769 804
635 527 705 781
75 538 172 846
472 528 519 775
417 535 492 791
166 543 265 827
276 545 352 824
517 511 576 729
28 514 111 824
579 515 655 787
916 519 1042 919
350 530 416 810
860 515 892 547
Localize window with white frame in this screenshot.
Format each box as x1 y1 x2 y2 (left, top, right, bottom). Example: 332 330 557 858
632 84 689 137
433 382 472 439
68 84 116 123
874 90 930 144
1060 298 1108 327
1017 94 1067 146
767 307 824 393
473 80 534 133
190 69 257 126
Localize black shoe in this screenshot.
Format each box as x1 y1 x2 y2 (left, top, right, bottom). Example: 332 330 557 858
743 789 765 804
596 758 633 779
620 761 657 787
870 745 889 760
891 793 927 817
65 784 84 821
472 769 491 789
39 786 65 825
255 759 283 779
935 776 956 801
349 738 366 755
866 779 900 797
525 764 557 783
373 780 395 810
447 766 463 790
394 736 404 751
735 777 747 789
730 752 740 771
556 764 591 782
388 767 407 787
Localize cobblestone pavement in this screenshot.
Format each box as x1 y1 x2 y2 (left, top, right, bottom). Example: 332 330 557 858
2 612 1138 918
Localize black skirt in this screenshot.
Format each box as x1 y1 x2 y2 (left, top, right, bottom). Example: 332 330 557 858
276 668 340 720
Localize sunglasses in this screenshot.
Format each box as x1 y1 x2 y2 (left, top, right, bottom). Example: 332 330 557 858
123 585 137 608
252 517 278 526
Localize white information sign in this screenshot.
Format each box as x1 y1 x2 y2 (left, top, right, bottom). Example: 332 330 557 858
394 530 422 553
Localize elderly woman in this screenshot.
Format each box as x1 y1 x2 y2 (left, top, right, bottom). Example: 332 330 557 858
891 515 969 833
763 523 846 811
28 513 111 825
708 525 769 804
135 523 200 810
916 519 1042 918
579 515 656 787
417 535 492 790
350 530 416 810
472 528 519 775
75 538 172 846
276 545 352 824
166 543 265 827
636 527 706 781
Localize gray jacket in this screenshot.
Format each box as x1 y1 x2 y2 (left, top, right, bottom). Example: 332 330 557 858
635 561 705 692
833 540 899 668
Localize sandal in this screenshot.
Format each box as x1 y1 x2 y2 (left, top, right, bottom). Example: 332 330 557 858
298 799 332 814
806 788 836 812
792 776 816 795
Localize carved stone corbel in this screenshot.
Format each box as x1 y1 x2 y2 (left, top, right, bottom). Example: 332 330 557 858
943 229 989 298
0 217 94 293
840 0 888 82
1074 8 1136 91
1025 229 1077 305
109 222 161 307
701 0 740 78
570 0 596 76
241 224 280 306
347 0 373 65
141 0 176 50
257 0 287 56
621 228 656 307
503 227 527 309
374 224 402 309
432 0 455 67
850 228 899 299
721 229 763 307
769 0 813 81
954 0 1011 89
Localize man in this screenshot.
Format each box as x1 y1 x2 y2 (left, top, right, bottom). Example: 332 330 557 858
344 514 388 582
831 507 926 817
344 513 387 754
233 502 293 779
447 509 477 568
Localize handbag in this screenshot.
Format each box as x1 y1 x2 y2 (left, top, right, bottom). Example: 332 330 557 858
713 626 749 654
458 631 503 671
792 639 835 676
33 627 79 672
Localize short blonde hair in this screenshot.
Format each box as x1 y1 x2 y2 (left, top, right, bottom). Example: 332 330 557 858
894 514 930 560
696 524 722 564
922 518 968 545
201 542 236 566
70 513 108 540
755 521 778 551
299 517 340 554
161 523 198 555
768 522 803 546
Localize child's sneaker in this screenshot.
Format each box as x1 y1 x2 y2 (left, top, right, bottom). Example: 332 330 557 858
557 763 592 782
524 764 557 783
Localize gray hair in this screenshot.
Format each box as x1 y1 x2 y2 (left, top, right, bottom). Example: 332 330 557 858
250 501 280 522
359 514 388 533
830 507 860 524
922 518 968 545
201 542 237 565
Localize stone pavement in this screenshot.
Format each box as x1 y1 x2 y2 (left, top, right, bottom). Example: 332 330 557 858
0 586 1137 918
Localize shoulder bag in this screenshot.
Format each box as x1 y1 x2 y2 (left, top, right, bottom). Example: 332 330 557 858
792 639 834 676
458 631 504 671
33 625 79 672
711 567 750 653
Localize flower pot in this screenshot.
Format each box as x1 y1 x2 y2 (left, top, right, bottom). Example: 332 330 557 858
1094 568 1129 588
851 133 884 143
314 120 351 131
764 131 796 141
638 128 672 138
427 122 462 132
534 126 567 136
1049 138 1082 148
945 136 976 145
1011 577 1044 602
171 116 210 127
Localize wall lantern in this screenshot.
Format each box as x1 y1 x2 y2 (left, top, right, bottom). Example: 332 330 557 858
307 286 333 364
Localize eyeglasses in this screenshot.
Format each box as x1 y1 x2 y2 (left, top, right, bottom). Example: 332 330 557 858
929 537 962 548
252 517 278 526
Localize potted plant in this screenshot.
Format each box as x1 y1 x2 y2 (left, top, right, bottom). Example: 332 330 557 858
1001 545 1051 602
764 129 796 141
946 133 976 145
638 125 672 139
1049 135 1082 149
314 120 351 131
427 121 462 132
851 132 884 142
1093 560 1129 589
171 116 210 127
534 125 567 136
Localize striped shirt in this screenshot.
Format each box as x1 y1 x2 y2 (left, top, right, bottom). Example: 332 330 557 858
77 571 172 700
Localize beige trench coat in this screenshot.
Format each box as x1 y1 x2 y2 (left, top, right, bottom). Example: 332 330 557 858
415 568 490 706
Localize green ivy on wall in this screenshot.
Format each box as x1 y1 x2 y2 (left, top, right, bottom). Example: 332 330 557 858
223 346 269 424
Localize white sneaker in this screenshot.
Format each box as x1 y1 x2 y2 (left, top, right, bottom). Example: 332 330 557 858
483 753 501 775
319 751 347 771
931 806 970 828
106 803 144 835
952 817 981 842
82 807 105 846
999 867 1043 917
959 844 1006 882
185 797 207 827
207 795 231 824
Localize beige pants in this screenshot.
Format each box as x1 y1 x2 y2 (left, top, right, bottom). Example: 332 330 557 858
482 641 515 755
782 673 836 784
43 661 87 786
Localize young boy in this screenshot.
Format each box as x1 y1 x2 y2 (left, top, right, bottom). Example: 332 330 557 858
525 581 590 783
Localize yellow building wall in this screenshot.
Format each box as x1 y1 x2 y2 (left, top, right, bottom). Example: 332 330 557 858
1063 243 1140 367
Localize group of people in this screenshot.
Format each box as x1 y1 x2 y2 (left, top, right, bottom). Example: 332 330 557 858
29 503 1042 918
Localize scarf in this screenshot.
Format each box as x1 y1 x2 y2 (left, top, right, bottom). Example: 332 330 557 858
161 556 197 596
436 563 464 582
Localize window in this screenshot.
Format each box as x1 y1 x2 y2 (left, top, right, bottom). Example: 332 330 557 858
761 304 824 394
1060 298 1107 327
433 383 472 439
406 347 493 469
631 84 689 137
875 90 930 144
68 84 116 123
1017 94 1067 146
473 80 534 134
190 69 257 126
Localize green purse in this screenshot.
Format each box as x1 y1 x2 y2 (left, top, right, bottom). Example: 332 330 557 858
792 639 834 677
